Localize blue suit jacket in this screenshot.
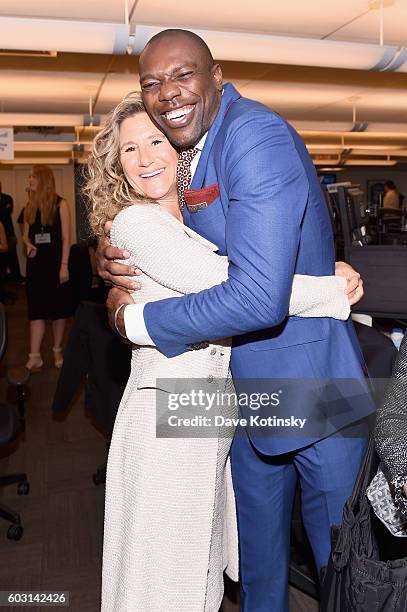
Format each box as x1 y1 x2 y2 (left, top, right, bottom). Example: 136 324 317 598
144 83 375 454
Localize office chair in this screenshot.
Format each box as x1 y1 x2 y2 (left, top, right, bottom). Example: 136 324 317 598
324 189 346 260
377 207 407 245
0 302 30 540
51 302 131 487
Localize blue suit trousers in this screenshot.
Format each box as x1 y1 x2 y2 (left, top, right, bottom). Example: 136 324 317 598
230 421 369 612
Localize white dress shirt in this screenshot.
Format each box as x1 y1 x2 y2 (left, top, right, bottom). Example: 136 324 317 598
124 133 208 345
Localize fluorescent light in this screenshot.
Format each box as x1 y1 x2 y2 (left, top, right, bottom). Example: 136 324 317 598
0 17 129 55
0 113 87 127
313 158 341 166
0 158 71 165
344 159 397 166
301 132 407 147
307 146 344 155
14 142 74 152
0 50 57 58
318 167 344 172
350 147 407 156
296 121 407 133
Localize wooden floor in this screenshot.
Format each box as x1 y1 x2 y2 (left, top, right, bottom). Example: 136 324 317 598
0 285 319 612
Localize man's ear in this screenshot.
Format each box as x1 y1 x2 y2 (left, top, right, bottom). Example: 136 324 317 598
212 63 223 91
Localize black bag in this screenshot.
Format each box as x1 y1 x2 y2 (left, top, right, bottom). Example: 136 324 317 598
320 437 407 611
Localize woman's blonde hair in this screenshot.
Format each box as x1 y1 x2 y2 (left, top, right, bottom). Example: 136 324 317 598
84 91 150 237
25 165 58 226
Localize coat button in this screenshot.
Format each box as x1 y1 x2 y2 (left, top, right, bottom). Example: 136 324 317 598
207 375 214 383
210 347 217 355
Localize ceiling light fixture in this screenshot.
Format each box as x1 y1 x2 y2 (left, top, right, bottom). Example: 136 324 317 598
318 167 344 172
344 159 397 166
0 49 57 58
0 157 71 166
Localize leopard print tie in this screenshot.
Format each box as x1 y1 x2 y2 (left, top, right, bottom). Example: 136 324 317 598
176 147 199 210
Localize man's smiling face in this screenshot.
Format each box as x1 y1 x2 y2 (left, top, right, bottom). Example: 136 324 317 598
139 33 223 149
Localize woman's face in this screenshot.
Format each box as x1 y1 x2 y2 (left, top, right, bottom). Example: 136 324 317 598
119 112 179 202
28 172 38 191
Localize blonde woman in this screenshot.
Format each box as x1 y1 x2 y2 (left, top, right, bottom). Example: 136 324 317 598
84 92 355 612
23 165 71 371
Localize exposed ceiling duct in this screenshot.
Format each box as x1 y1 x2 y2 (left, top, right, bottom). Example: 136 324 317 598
1 14 407 72
0 16 130 55
131 25 407 73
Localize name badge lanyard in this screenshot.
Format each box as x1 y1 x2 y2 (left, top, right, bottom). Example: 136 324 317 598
35 222 51 245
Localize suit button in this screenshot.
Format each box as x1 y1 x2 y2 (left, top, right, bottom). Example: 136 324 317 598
207 375 214 383
210 347 217 356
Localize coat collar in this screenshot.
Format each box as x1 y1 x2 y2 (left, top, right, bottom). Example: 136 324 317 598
181 223 219 251
157 204 219 251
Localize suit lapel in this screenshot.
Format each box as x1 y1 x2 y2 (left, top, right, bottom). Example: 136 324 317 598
161 205 219 251
181 224 219 251
190 83 241 190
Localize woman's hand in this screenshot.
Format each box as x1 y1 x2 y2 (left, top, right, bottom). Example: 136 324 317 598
26 243 37 258
59 263 69 284
335 261 364 306
96 221 142 292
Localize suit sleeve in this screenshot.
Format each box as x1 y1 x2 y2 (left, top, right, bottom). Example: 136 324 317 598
114 207 348 322
142 112 311 357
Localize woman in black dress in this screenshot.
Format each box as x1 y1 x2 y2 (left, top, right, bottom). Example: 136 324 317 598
22 165 71 371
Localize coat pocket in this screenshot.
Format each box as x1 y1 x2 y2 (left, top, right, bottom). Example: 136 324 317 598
184 183 221 213
249 318 330 351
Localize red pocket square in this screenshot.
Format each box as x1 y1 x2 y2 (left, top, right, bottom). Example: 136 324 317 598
184 184 220 212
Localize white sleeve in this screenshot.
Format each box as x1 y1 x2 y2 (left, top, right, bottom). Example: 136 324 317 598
123 303 155 346
289 275 350 320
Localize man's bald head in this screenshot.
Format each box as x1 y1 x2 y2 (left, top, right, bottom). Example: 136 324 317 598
139 29 223 148
141 29 214 71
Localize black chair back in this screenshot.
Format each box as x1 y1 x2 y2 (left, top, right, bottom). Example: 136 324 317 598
0 302 7 362
336 186 372 248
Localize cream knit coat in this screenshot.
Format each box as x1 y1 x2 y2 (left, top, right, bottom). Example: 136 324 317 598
101 203 349 612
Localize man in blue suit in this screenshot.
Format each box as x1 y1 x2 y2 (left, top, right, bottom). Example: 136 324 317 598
100 30 374 611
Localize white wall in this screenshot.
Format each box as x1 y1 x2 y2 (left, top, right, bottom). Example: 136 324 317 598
0 164 76 275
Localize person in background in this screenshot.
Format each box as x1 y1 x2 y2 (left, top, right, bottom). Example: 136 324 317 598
0 220 8 301
17 206 25 236
0 181 22 281
383 180 400 208
0 221 8 254
22 165 72 371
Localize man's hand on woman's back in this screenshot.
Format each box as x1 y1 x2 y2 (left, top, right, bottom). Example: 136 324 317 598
96 221 143 292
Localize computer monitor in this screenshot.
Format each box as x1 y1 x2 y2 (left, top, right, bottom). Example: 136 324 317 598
319 173 337 186
348 187 369 229
336 186 371 248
